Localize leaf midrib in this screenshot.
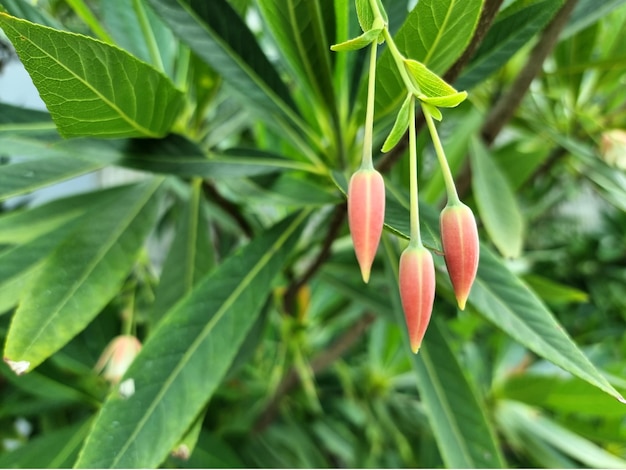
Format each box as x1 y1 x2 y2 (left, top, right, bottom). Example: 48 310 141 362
108 211 307 467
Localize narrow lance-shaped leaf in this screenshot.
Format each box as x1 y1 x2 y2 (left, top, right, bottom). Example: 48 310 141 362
3 179 164 373
384 238 505 468
381 93 411 153
0 13 184 138
75 211 309 468
469 137 524 259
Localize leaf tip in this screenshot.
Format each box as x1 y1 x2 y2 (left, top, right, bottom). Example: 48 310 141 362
617 394 626 405
4 358 30 375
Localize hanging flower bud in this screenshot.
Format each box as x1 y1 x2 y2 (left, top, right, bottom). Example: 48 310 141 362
399 245 436 353
348 168 385 283
440 203 479 310
94 335 142 384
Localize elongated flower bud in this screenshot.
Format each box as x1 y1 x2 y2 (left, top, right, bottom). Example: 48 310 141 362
348 168 385 283
399 245 436 353
440 203 479 310
94 335 142 384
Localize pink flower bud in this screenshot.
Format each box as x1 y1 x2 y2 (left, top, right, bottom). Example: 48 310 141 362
399 245 436 353
94 335 142 384
440 203 479 310
348 168 385 283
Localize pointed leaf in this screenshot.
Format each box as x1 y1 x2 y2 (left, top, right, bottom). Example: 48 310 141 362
3 179 164 372
75 212 308 468
150 180 214 325
0 157 104 202
257 0 336 111
469 137 523 258
563 0 626 38
145 0 305 136
330 26 382 52
381 93 411 153
0 13 184 138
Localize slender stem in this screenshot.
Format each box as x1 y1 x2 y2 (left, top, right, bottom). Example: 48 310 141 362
361 42 378 170
174 45 191 91
381 29 418 95
408 96 422 246
133 0 165 73
423 106 460 205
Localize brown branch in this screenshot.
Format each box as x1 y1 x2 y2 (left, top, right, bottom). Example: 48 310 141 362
283 203 346 315
376 0 505 174
201 181 254 238
253 312 376 433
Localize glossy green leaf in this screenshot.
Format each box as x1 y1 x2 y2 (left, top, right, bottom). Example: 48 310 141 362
0 14 184 138
381 93 411 153
377 181 625 403
75 212 308 468
497 401 626 468
374 0 482 119
150 180 214 325
145 0 304 135
404 59 467 107
3 179 164 372
0 419 92 468
0 157 104 202
383 240 505 468
457 0 563 89
257 0 336 111
0 0 63 29
470 137 524 259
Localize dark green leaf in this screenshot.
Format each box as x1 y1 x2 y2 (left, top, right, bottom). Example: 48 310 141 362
75 212 308 468
562 0 626 39
0 0 63 29
0 13 184 138
3 179 164 372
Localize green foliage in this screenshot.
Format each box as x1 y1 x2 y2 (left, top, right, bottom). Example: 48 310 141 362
0 0 625 468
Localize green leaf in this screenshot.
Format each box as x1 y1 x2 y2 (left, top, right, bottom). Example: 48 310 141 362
0 13 184 138
523 274 589 305
497 401 626 468
404 59 467 107
3 179 164 372
0 157 104 202
0 0 63 29
150 180 214 325
469 137 524 259
356 0 387 32
374 0 482 119
381 93 411 153
75 212 308 468
257 0 336 112
0 419 92 468
562 0 626 39
383 240 505 468
145 0 304 136
457 0 563 89
330 26 382 52
0 102 54 130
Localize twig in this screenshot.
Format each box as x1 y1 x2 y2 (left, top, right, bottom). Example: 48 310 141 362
201 181 254 238
283 203 347 315
253 312 376 433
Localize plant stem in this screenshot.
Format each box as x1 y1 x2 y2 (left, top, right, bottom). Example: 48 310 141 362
408 96 422 246
381 29 419 95
361 42 378 170
423 106 460 205
133 0 165 73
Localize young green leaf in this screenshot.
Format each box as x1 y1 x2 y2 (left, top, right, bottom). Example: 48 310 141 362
469 137 524 259
3 179 164 372
381 93 411 153
355 0 387 32
421 102 442 121
330 26 382 52
0 14 184 138
404 59 467 108
75 212 308 468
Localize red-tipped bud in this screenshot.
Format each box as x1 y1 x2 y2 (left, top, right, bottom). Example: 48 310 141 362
348 168 385 283
440 203 479 310
399 245 436 353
